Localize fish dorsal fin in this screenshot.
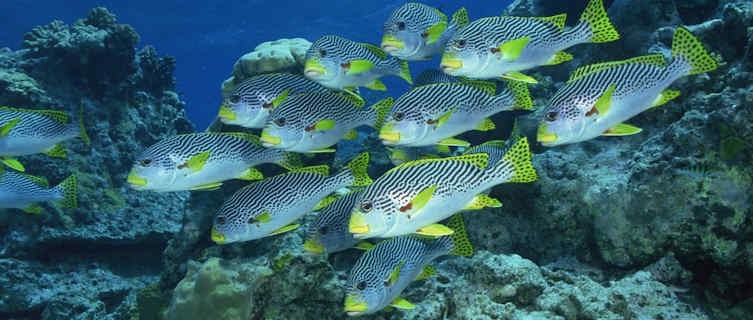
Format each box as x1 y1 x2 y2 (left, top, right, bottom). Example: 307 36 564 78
335 92 366 108
533 13 567 30
432 7 447 22
451 8 469 28
459 79 496 95
0 106 69 123
19 173 49 187
287 164 330 177
568 54 667 83
359 43 387 60
385 153 489 176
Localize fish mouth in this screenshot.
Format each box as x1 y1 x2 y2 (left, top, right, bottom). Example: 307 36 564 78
304 58 326 78
126 173 147 188
536 124 558 145
218 104 237 122
211 227 227 244
344 294 368 314
381 35 404 53
304 238 325 254
349 212 370 238
260 130 281 146
379 123 401 144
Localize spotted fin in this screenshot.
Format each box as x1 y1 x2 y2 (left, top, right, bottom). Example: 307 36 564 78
463 194 502 210
270 224 299 235
602 123 642 136
535 13 566 30
671 26 718 76
650 90 681 109
42 143 67 158
543 51 574 66
52 174 77 210
451 7 469 28
347 59 376 75
580 0 620 43
343 129 358 140
237 167 264 180
415 266 437 281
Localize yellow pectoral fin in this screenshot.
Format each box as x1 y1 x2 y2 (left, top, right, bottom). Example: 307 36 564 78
237 167 264 180
364 78 387 91
498 37 530 61
314 119 336 131
602 123 642 136
185 152 211 173
424 21 447 44
343 129 358 140
593 84 616 117
190 182 223 191
355 241 374 250
270 224 300 235
390 297 415 310
435 108 455 128
387 260 404 285
22 204 42 214
407 185 437 215
650 90 681 109
251 212 271 224
310 148 336 153
463 194 502 210
0 157 26 172
414 224 454 236
0 118 21 137
272 88 291 107
436 138 470 147
501 72 538 84
347 60 376 75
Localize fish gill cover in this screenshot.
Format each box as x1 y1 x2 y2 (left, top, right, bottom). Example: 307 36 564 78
0 1 752 320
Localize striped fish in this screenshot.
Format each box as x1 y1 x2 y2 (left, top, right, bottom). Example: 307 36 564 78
381 4 469 61
211 153 371 244
0 106 89 172
537 26 718 146
304 35 412 94
260 92 393 153
412 69 460 87
304 189 370 255
127 132 301 192
344 214 473 316
218 73 332 128
349 137 537 239
440 0 619 83
386 145 450 166
379 80 531 147
0 167 77 214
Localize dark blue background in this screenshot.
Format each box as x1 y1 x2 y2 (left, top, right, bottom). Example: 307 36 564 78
1 1 512 130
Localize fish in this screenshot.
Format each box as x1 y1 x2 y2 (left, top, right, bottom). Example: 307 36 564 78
381 4 469 61
303 35 412 94
386 145 450 166
349 137 537 239
304 189 374 255
127 132 301 192
536 26 718 146
259 92 393 153
379 80 531 148
412 69 461 87
0 167 77 214
440 0 619 83
211 153 372 244
0 106 90 172
217 73 335 129
344 213 473 316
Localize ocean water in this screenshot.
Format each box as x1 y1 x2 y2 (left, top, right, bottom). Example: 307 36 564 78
1 0 752 319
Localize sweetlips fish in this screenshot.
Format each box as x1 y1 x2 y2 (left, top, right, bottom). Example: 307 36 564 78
537 26 718 146
344 214 473 316
440 0 619 83
0 106 90 172
304 189 375 255
0 167 77 214
349 137 537 239
217 73 334 128
386 145 450 166
211 153 372 244
260 92 393 153
304 35 412 94
381 4 469 61
379 80 531 148
412 69 460 87
127 132 301 192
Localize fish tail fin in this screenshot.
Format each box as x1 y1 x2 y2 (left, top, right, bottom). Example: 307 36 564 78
369 97 394 130
343 152 372 187
52 174 78 210
670 26 718 76
432 214 473 257
385 57 412 85
578 0 620 44
78 103 90 145
489 137 537 184
450 8 469 29
496 80 533 111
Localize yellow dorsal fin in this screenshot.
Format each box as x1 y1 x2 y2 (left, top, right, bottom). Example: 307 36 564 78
534 13 567 30
0 107 69 123
358 43 387 60
288 165 329 176
462 80 496 95
215 132 261 144
335 92 366 108
568 54 667 83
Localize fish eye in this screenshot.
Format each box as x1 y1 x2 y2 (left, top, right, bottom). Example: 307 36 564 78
319 226 329 234
360 202 373 212
216 216 226 225
357 281 367 290
319 49 327 57
139 159 152 167
396 21 406 31
455 40 466 48
274 118 286 126
545 112 559 122
393 112 405 121
229 94 241 104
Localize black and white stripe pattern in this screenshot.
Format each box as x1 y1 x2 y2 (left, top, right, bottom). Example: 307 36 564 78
0 171 56 207
225 73 329 107
308 190 362 253
383 3 445 35
307 35 385 65
451 16 577 52
390 83 495 122
269 92 374 132
0 108 75 141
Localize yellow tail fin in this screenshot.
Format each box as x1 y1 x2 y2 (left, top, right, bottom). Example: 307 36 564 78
501 137 538 183
579 0 620 43
346 152 372 186
671 26 718 76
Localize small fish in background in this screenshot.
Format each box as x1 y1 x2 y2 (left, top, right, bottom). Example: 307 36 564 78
303 35 412 95
0 167 77 214
379 80 531 148
260 92 393 153
349 137 537 239
127 132 301 192
304 189 374 255
217 73 334 129
412 69 461 87
381 4 469 61
211 153 371 244
440 0 619 83
386 145 450 166
537 26 718 146
344 214 473 316
0 106 90 172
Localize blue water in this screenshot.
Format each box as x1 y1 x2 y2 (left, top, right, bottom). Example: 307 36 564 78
1 0 512 130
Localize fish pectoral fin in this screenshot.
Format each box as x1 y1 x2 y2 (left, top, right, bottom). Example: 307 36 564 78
402 185 437 216
390 297 415 310
415 265 437 281
496 37 530 61
590 84 616 118
436 138 470 147
309 148 337 153
184 152 211 173
189 182 223 191
424 21 447 44
0 157 26 172
475 118 496 131
501 72 538 84
21 204 42 214
0 118 21 136
385 260 404 286
42 143 67 158
346 59 376 75
272 88 291 107
270 223 299 235
311 119 336 131
463 194 502 210
237 167 264 180
364 78 387 91
355 241 374 250
314 195 338 210
434 107 455 128
414 224 454 236
343 129 359 140
543 51 574 66
650 90 681 109
251 212 271 224
602 123 642 136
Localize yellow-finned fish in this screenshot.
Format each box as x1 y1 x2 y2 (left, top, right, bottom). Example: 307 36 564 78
0 167 77 214
381 4 469 61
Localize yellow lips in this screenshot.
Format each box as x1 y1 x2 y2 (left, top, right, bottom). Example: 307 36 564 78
218 104 236 121
536 124 558 143
126 173 147 187
211 227 226 244
344 294 368 313
349 212 370 235
260 130 281 145
379 123 401 143
440 54 463 70
381 35 404 50
304 58 327 76
304 238 325 254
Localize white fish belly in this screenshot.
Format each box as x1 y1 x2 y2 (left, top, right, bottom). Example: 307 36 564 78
386 191 476 237
0 136 61 156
